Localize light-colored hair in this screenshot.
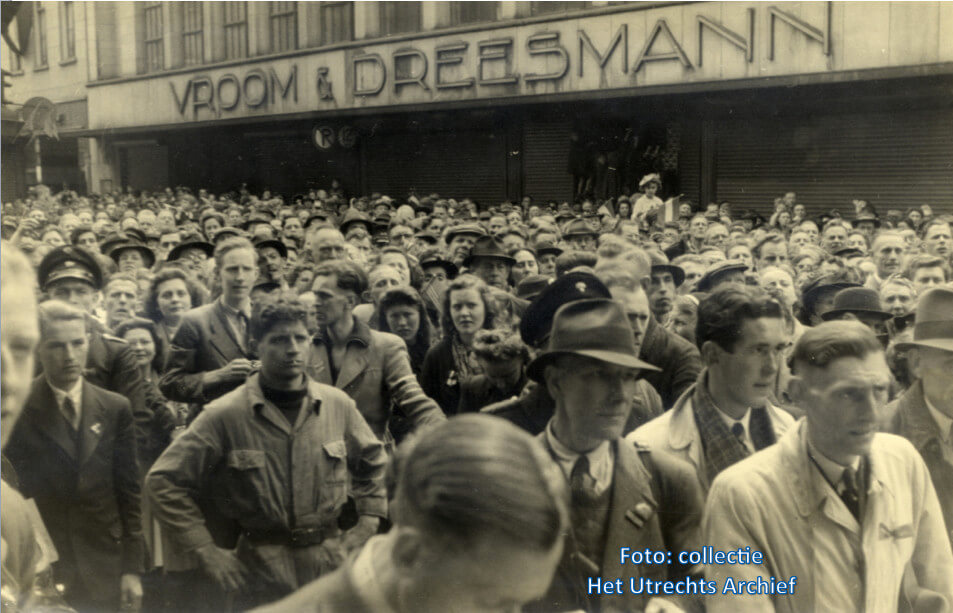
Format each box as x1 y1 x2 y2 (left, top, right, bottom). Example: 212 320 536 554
391 414 568 550
790 320 882 373
38 300 87 336
213 236 255 267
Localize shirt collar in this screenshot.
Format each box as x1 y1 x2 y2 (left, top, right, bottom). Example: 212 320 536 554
807 436 861 487
247 374 321 418
713 403 752 431
544 421 612 485
219 296 251 320
924 394 953 444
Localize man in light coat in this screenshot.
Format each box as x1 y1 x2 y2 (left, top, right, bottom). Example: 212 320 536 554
629 286 795 494
704 321 953 612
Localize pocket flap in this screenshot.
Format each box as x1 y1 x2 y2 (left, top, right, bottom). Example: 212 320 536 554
323 440 347 459
228 449 266 470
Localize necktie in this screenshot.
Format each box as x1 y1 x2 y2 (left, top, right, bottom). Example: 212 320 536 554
840 467 862 520
731 422 745 442
62 396 78 430
570 455 598 503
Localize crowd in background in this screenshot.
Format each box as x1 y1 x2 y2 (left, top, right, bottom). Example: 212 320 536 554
2 173 952 612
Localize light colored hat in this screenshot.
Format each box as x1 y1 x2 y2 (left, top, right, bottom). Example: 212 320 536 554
896 287 953 353
639 173 662 189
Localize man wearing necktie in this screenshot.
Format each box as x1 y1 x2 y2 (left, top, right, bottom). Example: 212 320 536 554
704 321 953 612
6 300 144 612
629 285 796 494
161 236 259 419
524 298 704 613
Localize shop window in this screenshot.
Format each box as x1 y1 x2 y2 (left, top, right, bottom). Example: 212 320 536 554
60 2 76 62
320 2 352 45
379 2 420 36
529 1 591 15
182 2 204 65
223 2 248 59
449 1 498 25
269 1 298 52
144 2 164 72
35 5 48 68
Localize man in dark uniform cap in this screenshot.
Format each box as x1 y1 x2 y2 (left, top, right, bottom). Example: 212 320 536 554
37 246 149 463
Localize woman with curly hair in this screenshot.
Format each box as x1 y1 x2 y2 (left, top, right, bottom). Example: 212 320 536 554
420 274 499 415
143 266 207 354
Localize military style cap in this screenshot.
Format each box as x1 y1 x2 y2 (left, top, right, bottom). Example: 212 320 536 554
38 245 104 290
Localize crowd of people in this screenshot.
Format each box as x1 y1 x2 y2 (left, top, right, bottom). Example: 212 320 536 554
1 176 952 613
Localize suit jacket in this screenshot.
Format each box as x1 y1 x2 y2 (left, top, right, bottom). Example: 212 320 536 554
886 380 953 548
36 318 149 468
160 300 253 407
5 377 144 601
306 317 445 440
628 383 795 494
639 317 703 409
704 420 953 613
531 437 704 613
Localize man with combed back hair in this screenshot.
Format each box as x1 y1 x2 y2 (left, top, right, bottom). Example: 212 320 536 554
257 414 570 612
704 321 953 612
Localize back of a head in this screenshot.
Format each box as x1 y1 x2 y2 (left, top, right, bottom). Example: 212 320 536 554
555 250 597 277
790 320 882 375
391 414 568 551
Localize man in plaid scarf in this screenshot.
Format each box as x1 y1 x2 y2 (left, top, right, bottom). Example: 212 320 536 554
628 285 796 494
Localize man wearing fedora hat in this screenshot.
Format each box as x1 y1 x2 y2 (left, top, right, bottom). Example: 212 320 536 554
885 287 953 547
526 298 703 613
464 236 514 290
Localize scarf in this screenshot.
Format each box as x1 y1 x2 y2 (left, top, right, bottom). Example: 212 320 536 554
691 369 777 485
449 332 483 384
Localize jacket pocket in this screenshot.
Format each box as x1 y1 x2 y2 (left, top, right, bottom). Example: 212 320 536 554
226 449 269 510
319 440 348 512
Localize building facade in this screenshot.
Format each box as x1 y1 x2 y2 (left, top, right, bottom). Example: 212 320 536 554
4 1 953 213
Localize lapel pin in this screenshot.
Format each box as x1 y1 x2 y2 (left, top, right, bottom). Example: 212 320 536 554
90 422 102 435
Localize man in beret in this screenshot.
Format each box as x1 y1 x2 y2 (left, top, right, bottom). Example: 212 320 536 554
36 246 150 466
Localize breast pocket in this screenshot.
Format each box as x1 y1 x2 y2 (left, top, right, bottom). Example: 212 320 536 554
226 449 268 509
317 440 348 514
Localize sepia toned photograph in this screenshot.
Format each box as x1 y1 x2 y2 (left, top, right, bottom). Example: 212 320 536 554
1 1 952 611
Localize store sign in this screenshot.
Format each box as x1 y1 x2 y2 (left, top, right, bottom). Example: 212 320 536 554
87 2 950 130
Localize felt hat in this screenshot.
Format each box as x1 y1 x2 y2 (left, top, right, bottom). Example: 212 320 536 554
895 287 953 353
108 240 156 268
562 218 598 238
852 212 881 228
527 299 659 382
515 275 552 301
800 277 861 317
254 238 288 259
820 287 892 321
168 236 215 261
463 236 515 268
696 260 748 292
535 242 564 258
445 223 486 244
418 249 459 279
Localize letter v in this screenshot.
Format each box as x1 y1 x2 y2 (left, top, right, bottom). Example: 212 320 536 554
170 81 192 116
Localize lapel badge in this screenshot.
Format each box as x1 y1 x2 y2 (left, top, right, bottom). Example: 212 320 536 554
625 502 655 529
90 422 102 435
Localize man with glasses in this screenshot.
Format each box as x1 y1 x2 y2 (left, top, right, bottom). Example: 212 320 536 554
629 285 795 494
